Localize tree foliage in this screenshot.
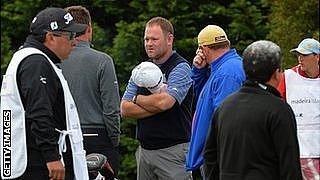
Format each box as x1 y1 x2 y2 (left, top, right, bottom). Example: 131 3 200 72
267 0 319 68
1 0 42 72
227 0 270 51
1 0 319 179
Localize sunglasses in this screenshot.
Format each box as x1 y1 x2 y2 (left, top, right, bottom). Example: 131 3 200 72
45 30 76 41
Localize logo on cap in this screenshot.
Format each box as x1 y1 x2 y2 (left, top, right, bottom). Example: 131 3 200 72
50 22 58 30
29 8 87 35
64 13 73 25
32 17 37 23
215 35 226 42
198 25 229 46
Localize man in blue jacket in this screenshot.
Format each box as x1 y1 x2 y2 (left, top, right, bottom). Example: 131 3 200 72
186 25 245 173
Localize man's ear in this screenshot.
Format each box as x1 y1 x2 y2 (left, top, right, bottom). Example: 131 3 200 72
266 68 282 88
315 54 320 65
43 32 54 44
167 33 174 46
86 25 91 34
273 68 282 87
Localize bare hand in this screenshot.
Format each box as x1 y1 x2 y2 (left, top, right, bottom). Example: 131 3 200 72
193 48 207 69
159 84 168 93
46 160 65 180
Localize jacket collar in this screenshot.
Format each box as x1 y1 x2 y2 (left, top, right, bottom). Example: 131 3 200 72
210 48 239 73
22 35 62 64
243 80 281 98
75 40 91 48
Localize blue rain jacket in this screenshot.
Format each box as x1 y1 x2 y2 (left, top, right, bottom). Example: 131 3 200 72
186 49 245 171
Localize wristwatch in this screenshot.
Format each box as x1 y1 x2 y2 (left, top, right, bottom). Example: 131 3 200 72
132 95 138 104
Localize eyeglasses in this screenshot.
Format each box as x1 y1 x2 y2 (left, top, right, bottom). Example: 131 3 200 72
45 30 76 41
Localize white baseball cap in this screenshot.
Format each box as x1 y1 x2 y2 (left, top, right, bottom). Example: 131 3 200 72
131 62 164 93
290 38 320 55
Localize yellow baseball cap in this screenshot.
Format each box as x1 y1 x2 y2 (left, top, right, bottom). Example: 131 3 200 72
198 25 229 46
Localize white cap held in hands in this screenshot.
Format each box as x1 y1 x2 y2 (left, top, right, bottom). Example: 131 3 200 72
131 62 164 93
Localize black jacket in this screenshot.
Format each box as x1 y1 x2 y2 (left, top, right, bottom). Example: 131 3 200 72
204 80 302 180
16 35 72 167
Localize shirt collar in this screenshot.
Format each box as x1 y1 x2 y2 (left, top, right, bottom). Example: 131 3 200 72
22 35 62 64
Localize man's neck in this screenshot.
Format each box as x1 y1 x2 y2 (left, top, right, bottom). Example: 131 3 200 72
266 79 278 89
208 48 229 64
304 66 320 78
76 35 90 42
75 28 91 43
153 50 173 64
306 66 320 78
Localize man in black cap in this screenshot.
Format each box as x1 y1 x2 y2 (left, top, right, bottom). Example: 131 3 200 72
0 7 88 180
203 40 302 180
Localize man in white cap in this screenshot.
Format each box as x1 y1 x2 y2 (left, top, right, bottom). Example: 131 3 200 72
186 25 245 174
0 7 88 180
278 38 320 179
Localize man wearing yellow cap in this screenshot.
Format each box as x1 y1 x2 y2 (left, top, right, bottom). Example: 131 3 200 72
186 25 245 173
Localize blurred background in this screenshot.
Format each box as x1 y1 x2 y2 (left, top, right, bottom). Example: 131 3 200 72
1 0 319 179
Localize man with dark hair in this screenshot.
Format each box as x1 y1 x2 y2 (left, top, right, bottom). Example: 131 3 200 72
186 25 245 173
121 17 193 180
61 5 121 177
0 7 88 180
204 40 302 180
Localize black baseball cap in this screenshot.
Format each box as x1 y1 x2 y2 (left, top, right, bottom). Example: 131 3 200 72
30 7 87 34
